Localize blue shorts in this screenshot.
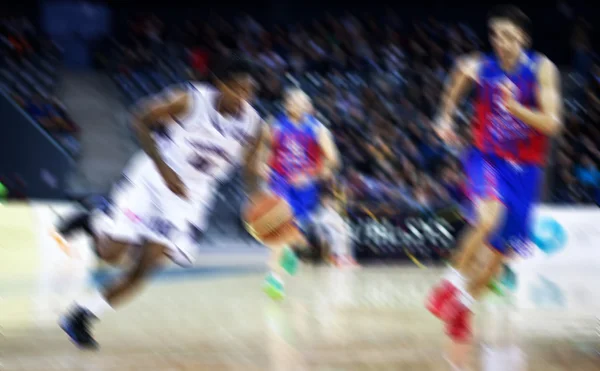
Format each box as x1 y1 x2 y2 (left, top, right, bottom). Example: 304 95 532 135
269 173 320 230
463 148 542 256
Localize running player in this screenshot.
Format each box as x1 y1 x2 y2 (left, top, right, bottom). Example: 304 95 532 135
58 55 267 348
426 5 562 346
258 88 340 299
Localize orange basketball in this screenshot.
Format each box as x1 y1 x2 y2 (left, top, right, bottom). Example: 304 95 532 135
243 192 302 247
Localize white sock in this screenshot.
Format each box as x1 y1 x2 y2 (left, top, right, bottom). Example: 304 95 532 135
444 268 466 291
77 290 113 318
459 292 474 310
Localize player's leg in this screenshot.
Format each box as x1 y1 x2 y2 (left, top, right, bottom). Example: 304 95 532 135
59 156 160 348
427 149 506 317
443 161 541 367
328 212 357 267
262 176 294 299
59 240 167 348
427 197 506 318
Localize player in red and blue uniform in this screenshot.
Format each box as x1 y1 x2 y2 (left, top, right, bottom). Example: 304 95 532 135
257 88 340 300
269 113 324 227
425 5 562 358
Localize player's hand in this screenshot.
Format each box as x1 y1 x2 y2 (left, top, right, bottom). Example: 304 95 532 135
158 163 188 199
434 116 459 145
319 166 333 182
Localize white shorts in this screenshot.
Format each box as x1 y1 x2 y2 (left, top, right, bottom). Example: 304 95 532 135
99 153 209 267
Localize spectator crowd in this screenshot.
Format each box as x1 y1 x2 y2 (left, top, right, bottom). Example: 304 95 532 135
6 10 600 208
0 17 80 156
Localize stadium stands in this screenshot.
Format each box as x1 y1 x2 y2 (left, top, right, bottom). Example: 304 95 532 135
0 17 80 156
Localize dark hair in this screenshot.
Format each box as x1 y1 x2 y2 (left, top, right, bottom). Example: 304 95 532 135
211 54 257 83
488 5 531 37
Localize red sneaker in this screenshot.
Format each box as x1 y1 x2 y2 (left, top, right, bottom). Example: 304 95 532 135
426 280 459 319
445 300 473 343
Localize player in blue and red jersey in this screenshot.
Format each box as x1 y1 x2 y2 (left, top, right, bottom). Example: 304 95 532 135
425 5 562 354
258 88 340 300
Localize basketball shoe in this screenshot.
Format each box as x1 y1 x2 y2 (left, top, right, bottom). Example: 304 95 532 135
442 294 474 343
280 246 299 275
263 272 285 301
59 306 98 349
426 279 460 319
426 268 465 319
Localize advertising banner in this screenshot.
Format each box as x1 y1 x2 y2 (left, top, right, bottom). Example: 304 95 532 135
348 205 465 262
513 206 600 312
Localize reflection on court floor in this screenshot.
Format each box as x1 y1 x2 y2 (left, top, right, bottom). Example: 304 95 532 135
1 202 599 370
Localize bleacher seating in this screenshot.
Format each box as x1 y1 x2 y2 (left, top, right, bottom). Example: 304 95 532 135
94 13 598 209
0 17 80 157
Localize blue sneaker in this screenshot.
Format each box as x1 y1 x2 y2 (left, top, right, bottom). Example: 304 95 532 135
59 306 99 349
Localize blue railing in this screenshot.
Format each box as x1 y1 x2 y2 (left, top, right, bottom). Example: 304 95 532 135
0 92 75 199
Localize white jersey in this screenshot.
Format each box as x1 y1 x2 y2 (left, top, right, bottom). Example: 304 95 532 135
159 83 261 203
102 82 261 267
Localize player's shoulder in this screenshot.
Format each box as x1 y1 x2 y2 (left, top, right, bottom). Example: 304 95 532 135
530 53 558 77
185 81 216 103
305 114 327 132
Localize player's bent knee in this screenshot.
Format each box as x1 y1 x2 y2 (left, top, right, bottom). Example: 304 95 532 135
97 238 131 265
128 242 166 280
474 199 506 235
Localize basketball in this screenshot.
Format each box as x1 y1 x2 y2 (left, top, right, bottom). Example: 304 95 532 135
243 192 301 246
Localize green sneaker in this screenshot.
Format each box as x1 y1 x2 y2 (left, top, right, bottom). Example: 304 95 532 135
280 246 299 276
487 264 518 297
263 273 285 301
500 265 517 292
487 279 505 297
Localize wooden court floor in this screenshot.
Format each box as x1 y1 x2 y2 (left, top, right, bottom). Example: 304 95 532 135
1 203 600 370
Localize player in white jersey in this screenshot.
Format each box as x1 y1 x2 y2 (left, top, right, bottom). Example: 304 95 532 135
58 55 265 349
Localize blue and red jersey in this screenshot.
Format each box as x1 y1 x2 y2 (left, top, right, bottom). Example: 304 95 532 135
471 51 549 165
269 114 323 181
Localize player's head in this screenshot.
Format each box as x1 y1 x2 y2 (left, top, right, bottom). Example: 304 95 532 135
284 87 312 121
212 54 257 109
488 5 531 62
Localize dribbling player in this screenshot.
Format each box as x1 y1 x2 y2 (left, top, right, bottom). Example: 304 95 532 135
257 88 340 299
57 55 267 348
426 5 562 349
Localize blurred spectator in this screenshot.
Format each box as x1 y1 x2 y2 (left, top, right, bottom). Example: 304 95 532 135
1 16 78 156
97 11 598 209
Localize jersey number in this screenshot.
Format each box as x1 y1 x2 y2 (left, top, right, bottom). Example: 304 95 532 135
189 155 213 173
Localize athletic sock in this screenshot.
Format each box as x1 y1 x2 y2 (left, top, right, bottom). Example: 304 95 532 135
444 267 466 292
77 291 113 319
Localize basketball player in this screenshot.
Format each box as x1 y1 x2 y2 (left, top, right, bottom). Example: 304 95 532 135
426 5 562 346
258 88 340 299
315 177 357 267
58 55 267 348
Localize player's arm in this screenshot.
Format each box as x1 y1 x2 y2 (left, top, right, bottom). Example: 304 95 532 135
437 53 480 128
133 89 190 165
507 57 562 136
317 125 341 176
243 119 272 194
133 88 191 197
